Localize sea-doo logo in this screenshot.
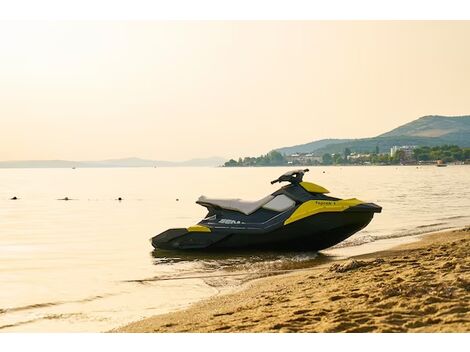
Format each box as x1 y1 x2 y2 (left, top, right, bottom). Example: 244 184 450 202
219 219 244 225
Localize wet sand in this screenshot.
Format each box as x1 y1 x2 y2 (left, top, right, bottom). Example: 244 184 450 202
114 227 470 333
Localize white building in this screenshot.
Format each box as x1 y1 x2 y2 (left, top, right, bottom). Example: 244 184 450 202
286 153 322 164
390 145 416 159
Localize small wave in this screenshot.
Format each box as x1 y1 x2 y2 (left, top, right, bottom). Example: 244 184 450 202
331 224 461 249
0 313 86 331
122 269 305 285
0 294 112 315
437 215 469 221
125 252 320 285
230 252 318 273
0 318 42 330
416 222 447 229
0 302 57 314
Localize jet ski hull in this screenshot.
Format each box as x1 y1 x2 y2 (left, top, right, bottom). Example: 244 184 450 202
151 210 376 252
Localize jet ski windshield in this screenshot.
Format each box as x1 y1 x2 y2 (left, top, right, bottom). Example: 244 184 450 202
271 168 309 184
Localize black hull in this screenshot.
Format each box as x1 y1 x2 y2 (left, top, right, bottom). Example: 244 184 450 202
151 211 375 252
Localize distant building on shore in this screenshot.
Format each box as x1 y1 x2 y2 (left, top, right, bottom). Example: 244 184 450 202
347 152 371 160
286 153 322 165
390 145 417 160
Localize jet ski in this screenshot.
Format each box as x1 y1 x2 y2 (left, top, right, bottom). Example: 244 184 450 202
151 169 381 252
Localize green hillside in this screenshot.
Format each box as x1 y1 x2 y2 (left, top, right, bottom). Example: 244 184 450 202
275 115 470 155
379 115 470 138
276 138 352 155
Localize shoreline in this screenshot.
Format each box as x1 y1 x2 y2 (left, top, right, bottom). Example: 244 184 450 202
114 226 470 333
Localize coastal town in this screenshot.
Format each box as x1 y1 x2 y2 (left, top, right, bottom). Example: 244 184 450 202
224 145 470 167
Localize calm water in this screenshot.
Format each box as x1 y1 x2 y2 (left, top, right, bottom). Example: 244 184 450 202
0 166 469 332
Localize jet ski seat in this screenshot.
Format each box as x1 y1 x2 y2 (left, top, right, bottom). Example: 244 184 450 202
197 195 274 215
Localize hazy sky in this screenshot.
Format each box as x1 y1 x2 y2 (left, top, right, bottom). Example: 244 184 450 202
1 21 470 161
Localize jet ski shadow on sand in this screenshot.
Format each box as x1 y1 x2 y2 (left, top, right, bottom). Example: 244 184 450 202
151 169 382 253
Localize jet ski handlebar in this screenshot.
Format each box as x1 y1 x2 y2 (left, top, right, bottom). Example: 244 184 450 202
270 169 310 184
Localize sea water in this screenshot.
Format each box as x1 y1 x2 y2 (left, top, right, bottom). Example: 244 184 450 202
0 166 469 331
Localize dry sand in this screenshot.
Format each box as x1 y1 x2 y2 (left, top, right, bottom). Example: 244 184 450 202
115 227 469 333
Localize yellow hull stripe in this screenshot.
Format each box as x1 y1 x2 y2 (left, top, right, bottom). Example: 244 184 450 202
284 198 364 225
187 225 211 233
300 181 330 194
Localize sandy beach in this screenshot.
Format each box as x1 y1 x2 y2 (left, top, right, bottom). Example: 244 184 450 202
115 227 469 333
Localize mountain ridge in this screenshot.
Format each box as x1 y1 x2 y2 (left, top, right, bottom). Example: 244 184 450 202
275 115 470 155
0 156 226 168
378 115 470 138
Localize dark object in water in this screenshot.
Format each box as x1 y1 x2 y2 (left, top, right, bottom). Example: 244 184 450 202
117 197 123 201
10 196 18 200
59 197 70 201
151 169 382 252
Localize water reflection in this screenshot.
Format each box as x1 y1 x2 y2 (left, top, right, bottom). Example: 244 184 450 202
147 249 337 286
151 248 324 267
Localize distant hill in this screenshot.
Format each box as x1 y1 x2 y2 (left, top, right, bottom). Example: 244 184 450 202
379 115 470 138
276 139 352 155
275 115 470 155
0 157 227 168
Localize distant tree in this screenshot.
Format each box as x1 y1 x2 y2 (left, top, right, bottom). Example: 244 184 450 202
452 151 463 161
343 148 351 160
322 153 333 165
392 150 405 163
415 152 430 161
378 154 391 164
224 159 238 167
332 153 343 165
266 150 285 165
465 148 470 160
411 145 468 162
